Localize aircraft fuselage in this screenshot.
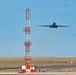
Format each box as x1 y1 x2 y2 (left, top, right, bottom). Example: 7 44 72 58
50 25 58 28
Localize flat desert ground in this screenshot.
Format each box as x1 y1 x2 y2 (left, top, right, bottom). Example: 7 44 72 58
0 57 76 72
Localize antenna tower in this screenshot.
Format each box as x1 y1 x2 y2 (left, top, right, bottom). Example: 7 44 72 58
23 8 31 64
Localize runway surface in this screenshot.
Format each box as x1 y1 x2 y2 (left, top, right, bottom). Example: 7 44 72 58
0 72 76 75
0 64 76 70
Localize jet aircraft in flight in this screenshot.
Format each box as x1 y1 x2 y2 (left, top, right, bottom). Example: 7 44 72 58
38 22 69 28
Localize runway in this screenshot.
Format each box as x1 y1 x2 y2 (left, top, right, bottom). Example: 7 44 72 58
0 72 76 75
0 64 76 70
37 64 76 70
0 64 76 75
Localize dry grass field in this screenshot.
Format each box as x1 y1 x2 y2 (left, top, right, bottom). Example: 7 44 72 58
0 57 76 72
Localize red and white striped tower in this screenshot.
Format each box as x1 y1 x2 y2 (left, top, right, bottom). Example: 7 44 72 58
21 8 36 73
23 8 31 64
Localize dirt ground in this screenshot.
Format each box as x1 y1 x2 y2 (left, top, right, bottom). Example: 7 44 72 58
0 57 76 72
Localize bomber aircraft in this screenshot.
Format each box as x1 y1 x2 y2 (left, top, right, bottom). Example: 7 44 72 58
38 22 69 28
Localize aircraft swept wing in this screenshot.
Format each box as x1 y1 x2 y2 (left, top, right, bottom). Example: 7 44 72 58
57 25 69 27
38 25 51 27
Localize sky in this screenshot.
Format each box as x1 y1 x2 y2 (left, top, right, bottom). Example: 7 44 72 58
0 0 76 57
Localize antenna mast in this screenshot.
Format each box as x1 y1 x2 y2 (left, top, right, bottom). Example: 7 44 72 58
23 8 31 64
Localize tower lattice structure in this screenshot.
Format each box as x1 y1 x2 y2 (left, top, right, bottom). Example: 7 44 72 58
23 8 31 64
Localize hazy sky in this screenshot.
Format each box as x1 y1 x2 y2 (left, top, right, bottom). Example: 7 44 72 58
0 0 76 57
